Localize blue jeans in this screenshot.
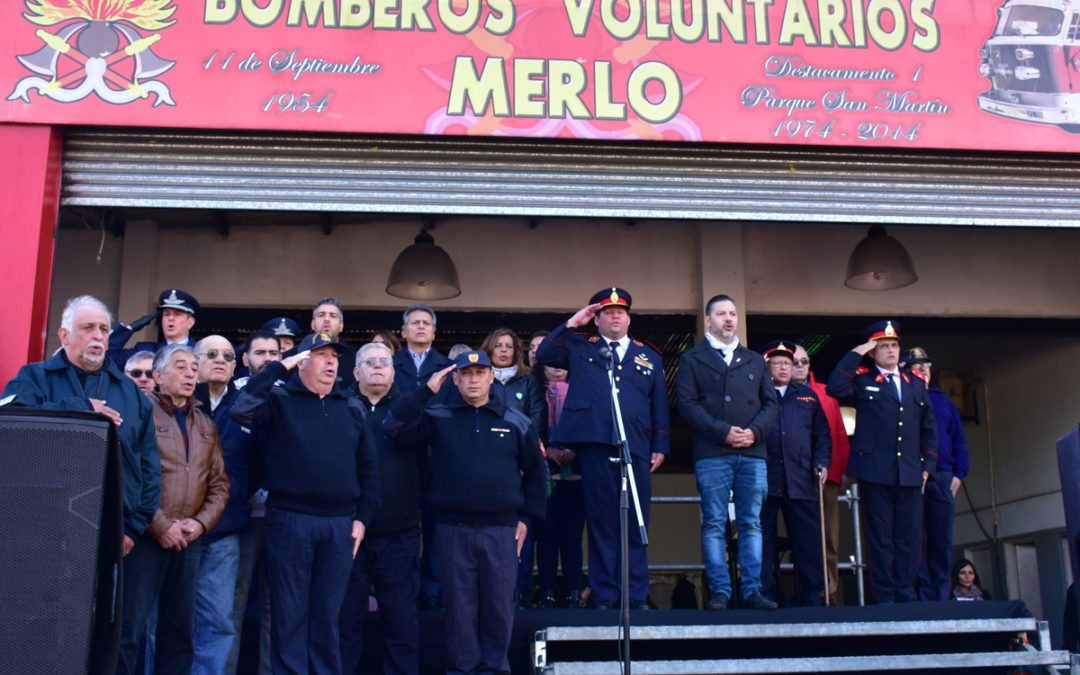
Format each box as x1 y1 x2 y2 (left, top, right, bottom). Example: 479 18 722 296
695 454 767 599
191 534 240 675
226 516 271 675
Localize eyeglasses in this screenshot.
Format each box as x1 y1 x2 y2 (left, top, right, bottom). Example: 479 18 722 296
769 361 792 368
793 358 810 366
361 358 392 367
126 369 152 378
199 349 236 362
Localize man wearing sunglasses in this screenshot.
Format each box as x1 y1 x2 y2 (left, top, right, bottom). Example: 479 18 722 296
125 350 157 396
339 343 424 675
189 336 259 673
790 344 850 605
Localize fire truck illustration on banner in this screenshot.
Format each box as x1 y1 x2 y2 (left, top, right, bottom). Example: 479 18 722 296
7 0 177 107
977 0 1080 133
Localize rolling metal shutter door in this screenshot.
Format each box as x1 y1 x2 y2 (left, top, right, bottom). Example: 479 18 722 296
61 127 1080 226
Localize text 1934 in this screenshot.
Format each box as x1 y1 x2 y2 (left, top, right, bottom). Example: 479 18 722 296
263 92 332 114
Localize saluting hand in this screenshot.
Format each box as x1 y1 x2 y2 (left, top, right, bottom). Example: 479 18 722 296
281 349 311 371
426 364 457 394
567 303 605 328
853 340 877 356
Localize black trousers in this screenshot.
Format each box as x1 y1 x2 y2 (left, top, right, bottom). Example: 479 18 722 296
761 495 824 606
339 527 421 675
860 481 923 603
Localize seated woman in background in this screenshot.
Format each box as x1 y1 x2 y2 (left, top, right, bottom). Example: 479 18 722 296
951 558 991 601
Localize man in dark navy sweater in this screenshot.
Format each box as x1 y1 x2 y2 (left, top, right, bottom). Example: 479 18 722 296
385 350 547 675
230 332 381 675
339 342 425 675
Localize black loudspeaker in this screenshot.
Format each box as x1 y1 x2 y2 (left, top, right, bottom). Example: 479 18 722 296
0 408 124 674
1057 424 1080 648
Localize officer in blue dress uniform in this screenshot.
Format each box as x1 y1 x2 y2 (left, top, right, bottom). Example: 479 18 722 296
826 320 938 603
535 287 670 609
108 288 199 367
757 340 831 607
902 346 970 602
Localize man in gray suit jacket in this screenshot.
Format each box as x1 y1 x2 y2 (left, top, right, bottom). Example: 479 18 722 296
676 294 778 611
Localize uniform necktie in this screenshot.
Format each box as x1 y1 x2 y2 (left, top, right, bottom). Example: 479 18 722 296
608 340 620 363
885 373 900 399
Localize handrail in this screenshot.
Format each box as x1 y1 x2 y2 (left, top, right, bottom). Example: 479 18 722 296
646 484 866 605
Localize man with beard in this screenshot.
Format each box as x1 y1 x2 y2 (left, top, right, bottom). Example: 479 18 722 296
227 329 281 675
311 297 356 390
230 332 380 674
676 294 778 610
2 295 160 561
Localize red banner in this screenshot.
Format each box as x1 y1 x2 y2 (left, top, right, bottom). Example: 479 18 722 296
2 0 1079 151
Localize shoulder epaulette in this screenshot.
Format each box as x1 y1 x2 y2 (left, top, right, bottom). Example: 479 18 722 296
855 366 870 375
635 338 663 355
588 335 601 342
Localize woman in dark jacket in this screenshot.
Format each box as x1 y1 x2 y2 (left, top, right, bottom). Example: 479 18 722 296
482 327 545 433
482 327 547 607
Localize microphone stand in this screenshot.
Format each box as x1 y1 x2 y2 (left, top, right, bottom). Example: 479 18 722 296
598 346 648 675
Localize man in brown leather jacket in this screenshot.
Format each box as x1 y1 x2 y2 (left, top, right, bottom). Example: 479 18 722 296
116 344 231 675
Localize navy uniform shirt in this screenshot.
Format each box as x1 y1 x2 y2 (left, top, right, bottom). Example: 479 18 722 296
535 323 669 460
826 351 938 486
765 383 832 501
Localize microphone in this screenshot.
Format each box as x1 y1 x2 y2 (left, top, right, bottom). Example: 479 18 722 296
597 346 613 370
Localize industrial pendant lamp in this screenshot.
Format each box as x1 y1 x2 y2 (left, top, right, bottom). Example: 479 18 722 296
844 225 918 291
385 227 461 300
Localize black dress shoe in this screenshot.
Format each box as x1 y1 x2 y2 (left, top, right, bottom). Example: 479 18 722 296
706 593 729 610
563 590 582 608
515 591 530 610
742 591 778 610
629 600 649 610
420 594 441 611
594 600 615 610
537 591 557 609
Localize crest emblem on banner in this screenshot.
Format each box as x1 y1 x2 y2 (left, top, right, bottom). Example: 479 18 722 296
7 0 178 107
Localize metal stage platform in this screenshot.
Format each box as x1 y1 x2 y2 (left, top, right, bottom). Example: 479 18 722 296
348 600 1078 674
527 601 1075 675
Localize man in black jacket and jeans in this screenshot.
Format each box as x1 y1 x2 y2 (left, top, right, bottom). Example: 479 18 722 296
339 342 425 675
385 350 547 675
676 294 779 611
230 332 381 675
